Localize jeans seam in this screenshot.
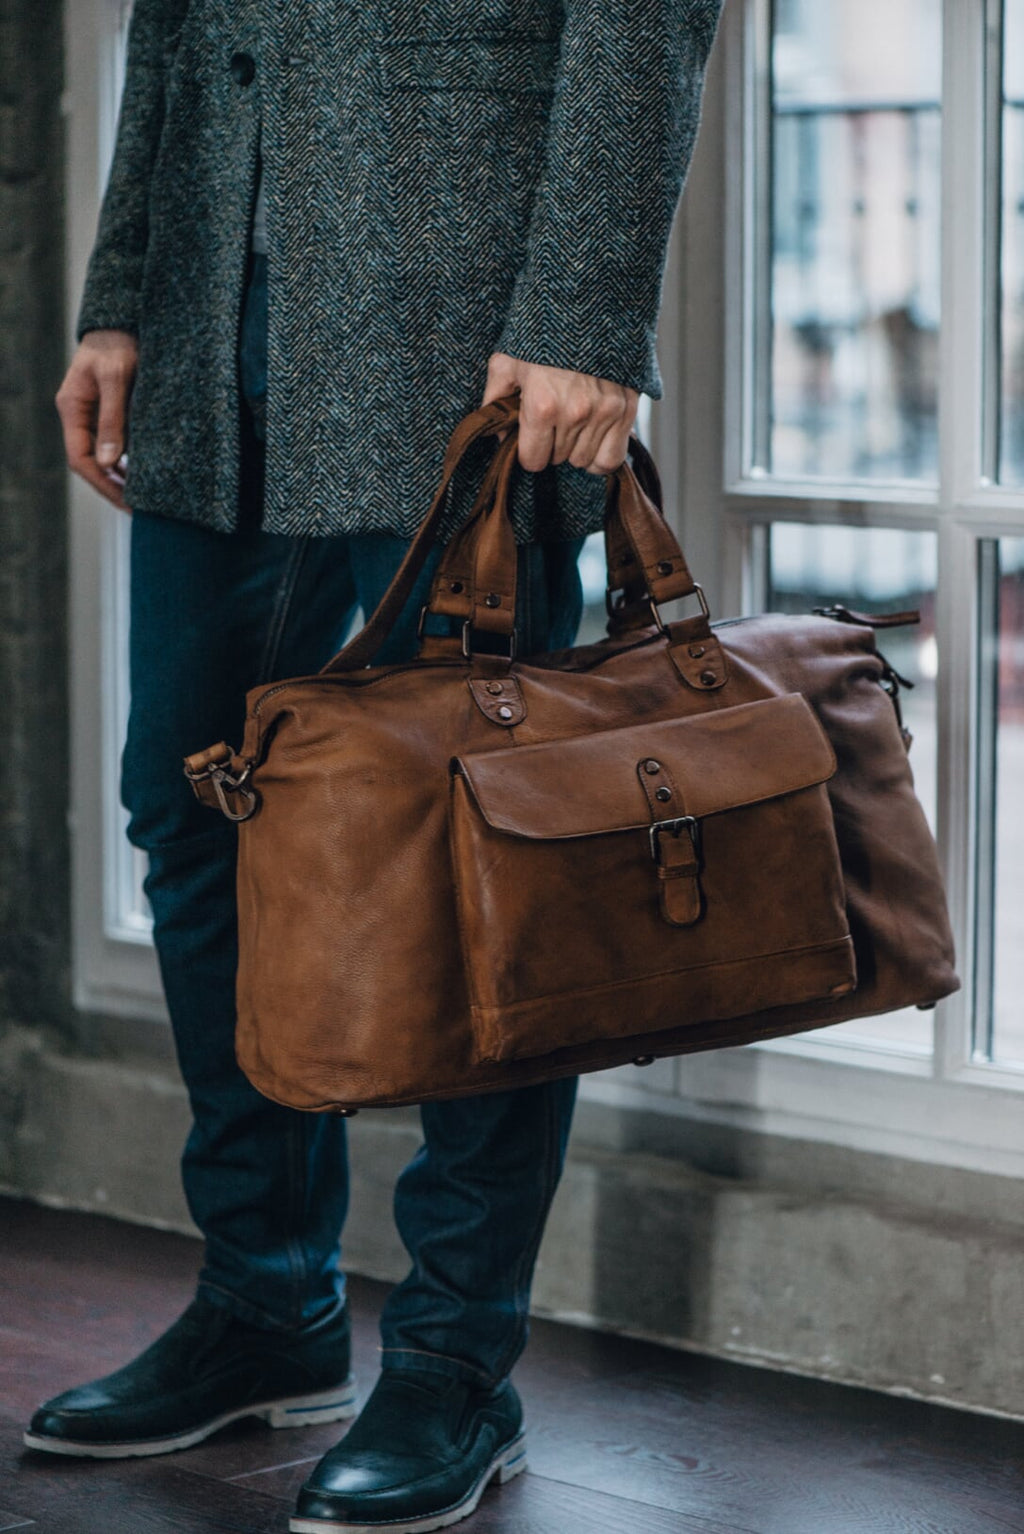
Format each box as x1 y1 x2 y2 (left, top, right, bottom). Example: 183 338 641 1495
283 1111 313 1329
490 1087 561 1385
259 537 310 679
198 1278 296 1331
378 1346 495 1386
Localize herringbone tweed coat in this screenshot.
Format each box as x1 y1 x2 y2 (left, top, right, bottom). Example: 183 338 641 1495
79 0 722 539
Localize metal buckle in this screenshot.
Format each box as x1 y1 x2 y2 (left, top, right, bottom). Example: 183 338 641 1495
461 620 517 660
648 583 710 636
649 816 702 863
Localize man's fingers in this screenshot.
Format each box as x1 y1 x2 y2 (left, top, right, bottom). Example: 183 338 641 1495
582 415 635 476
56 369 97 461
480 354 640 474
550 392 592 466
55 351 131 509
481 355 520 409
59 401 129 507
77 458 130 510
518 388 560 472
567 390 631 473
55 340 135 511
95 363 133 467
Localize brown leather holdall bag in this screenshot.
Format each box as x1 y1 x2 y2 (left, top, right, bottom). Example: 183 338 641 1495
185 397 958 1112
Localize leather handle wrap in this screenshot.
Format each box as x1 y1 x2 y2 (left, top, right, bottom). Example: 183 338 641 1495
319 396 704 676
319 397 519 675
425 424 700 640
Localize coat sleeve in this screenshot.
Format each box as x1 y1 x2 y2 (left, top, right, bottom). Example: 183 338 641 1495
76 0 190 340
495 0 723 399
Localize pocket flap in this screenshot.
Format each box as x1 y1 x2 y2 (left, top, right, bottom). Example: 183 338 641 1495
453 694 836 839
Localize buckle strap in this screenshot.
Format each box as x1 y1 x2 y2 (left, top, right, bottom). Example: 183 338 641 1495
636 755 704 928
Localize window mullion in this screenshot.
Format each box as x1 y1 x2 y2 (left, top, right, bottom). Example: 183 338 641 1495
933 0 990 1080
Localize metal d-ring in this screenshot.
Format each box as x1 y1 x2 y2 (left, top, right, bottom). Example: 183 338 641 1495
648 583 710 636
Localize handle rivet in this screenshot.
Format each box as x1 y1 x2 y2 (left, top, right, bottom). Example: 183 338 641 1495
484 592 501 609
643 759 661 775
689 645 706 658
633 1056 655 1067
486 681 504 696
450 580 464 594
657 560 673 577
497 705 514 721
655 786 672 802
700 670 717 686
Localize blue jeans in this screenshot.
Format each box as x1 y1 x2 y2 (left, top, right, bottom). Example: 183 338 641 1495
120 252 582 1386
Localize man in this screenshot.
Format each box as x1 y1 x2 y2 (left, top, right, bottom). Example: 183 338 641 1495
31 2 721 1530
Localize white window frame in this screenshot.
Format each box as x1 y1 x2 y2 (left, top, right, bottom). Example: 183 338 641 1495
581 0 1024 1180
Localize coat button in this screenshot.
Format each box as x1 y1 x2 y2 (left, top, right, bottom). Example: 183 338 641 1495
230 51 256 86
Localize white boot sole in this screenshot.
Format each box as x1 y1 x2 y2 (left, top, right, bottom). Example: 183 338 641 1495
288 1436 527 1534
22 1375 359 1460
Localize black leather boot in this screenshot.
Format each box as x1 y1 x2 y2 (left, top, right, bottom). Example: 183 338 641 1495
24 1293 356 1458
291 1367 526 1533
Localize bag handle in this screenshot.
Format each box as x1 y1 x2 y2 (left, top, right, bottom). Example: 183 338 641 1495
320 397 707 675
424 425 704 649
319 396 519 675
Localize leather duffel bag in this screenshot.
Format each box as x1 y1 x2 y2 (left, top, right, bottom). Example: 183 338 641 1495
184 397 958 1112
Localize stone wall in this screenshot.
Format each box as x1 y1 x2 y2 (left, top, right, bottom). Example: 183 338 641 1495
0 0 72 1050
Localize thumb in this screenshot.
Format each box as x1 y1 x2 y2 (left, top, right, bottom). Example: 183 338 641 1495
481 352 521 408
95 372 129 467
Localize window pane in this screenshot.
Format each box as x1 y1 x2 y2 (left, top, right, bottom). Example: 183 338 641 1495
767 523 938 1052
577 532 610 643
1000 0 1024 483
982 539 1024 1064
768 1 942 482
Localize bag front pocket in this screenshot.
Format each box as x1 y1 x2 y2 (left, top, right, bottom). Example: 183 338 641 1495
451 693 857 1065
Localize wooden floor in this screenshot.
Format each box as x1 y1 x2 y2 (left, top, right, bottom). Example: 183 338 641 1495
1 1197 1023 1534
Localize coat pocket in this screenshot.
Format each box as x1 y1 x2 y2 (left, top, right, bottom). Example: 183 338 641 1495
378 36 559 94
450 693 857 1066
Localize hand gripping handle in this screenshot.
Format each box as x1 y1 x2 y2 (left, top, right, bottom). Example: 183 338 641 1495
319 396 708 675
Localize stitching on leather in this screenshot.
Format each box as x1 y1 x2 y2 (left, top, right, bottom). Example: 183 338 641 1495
472 934 856 1023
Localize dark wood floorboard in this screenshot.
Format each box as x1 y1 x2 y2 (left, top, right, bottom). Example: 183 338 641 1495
2 1196 1022 1534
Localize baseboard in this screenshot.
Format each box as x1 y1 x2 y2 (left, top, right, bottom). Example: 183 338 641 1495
2 1034 1020 1420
